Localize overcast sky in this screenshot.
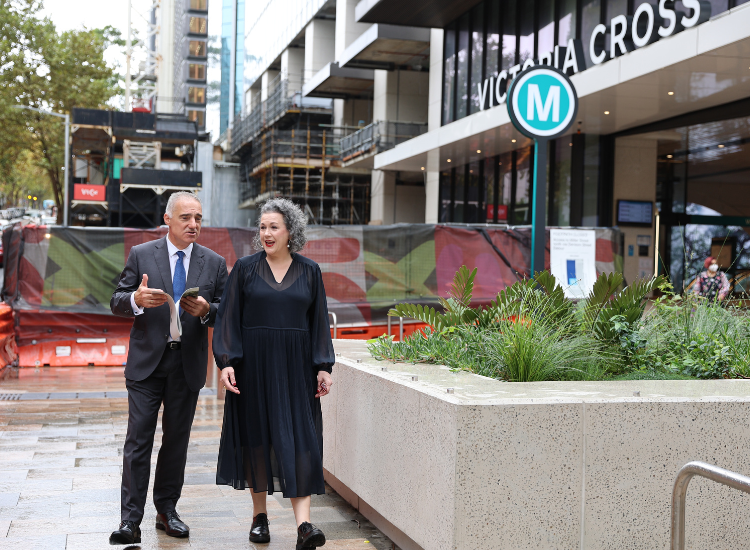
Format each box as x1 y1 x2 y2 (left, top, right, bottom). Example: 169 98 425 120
39 0 223 139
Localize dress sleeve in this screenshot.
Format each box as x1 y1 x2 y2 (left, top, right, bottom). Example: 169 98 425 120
693 274 703 296
719 272 730 298
212 261 245 370
309 263 335 374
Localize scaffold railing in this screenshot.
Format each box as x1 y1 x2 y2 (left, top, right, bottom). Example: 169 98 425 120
340 120 428 163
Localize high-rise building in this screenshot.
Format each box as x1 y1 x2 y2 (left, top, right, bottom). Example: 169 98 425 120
219 0 245 135
157 0 209 130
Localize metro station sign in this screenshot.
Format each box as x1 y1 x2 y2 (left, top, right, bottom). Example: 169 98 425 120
477 0 711 111
74 184 106 201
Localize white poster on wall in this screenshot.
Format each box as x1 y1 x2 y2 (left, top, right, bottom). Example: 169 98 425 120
550 229 597 299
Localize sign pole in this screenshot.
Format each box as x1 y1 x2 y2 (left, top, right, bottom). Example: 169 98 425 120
530 138 547 276
507 65 578 278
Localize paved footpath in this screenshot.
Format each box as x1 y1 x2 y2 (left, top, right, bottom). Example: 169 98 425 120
0 367 396 550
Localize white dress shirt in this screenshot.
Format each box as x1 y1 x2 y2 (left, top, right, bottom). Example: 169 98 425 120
130 238 206 341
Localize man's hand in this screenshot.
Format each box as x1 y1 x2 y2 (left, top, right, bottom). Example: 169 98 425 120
221 367 240 394
133 274 168 309
180 295 210 317
316 371 333 398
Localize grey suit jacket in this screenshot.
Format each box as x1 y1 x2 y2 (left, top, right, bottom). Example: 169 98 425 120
110 237 228 391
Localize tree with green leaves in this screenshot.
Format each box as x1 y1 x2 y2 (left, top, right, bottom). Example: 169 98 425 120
0 0 122 218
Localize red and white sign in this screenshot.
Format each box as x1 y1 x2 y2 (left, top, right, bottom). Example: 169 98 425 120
486 204 508 221
74 184 106 201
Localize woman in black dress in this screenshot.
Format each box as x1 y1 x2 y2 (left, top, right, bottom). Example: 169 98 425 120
213 198 334 549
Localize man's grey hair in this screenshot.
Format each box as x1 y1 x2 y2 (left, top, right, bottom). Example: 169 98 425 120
165 191 201 217
254 198 308 253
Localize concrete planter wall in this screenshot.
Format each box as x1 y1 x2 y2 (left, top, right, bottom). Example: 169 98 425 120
322 340 750 550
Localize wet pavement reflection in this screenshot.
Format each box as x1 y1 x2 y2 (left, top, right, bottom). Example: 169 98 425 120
0 367 396 549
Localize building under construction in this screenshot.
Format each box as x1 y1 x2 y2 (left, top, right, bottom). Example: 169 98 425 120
228 74 371 225
69 108 206 227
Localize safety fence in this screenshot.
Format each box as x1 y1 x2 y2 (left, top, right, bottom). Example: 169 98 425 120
1 223 622 366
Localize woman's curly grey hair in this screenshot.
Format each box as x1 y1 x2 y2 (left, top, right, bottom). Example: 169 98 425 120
254 198 308 253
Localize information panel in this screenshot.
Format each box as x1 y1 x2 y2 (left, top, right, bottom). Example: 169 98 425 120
550 229 597 299
617 200 653 226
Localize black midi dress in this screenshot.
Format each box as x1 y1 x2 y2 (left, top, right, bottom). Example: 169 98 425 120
213 251 335 498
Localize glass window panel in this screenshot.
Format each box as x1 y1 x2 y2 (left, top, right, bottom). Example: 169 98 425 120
453 166 466 222
443 24 456 125
485 0 500 78
469 3 485 115
499 152 512 222
189 16 208 34
466 161 481 222
188 110 205 126
552 137 572 226
501 0 517 70
606 0 628 19
538 0 555 58
190 0 207 10
518 1 534 63
582 134 600 226
188 87 206 103
581 0 601 68
705 0 729 15
514 147 532 224
736 0 750 6
558 0 577 46
439 171 452 222
484 157 496 222
189 63 206 80
189 40 207 57
456 13 470 120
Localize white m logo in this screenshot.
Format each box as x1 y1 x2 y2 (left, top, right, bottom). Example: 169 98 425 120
526 84 560 123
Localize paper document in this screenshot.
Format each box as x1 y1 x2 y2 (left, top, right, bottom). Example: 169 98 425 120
163 287 200 340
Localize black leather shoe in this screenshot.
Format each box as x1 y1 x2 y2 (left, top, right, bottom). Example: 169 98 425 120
155 510 190 538
109 520 141 545
296 522 326 549
249 512 270 543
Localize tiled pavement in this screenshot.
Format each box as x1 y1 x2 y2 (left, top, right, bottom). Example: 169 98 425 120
0 367 397 549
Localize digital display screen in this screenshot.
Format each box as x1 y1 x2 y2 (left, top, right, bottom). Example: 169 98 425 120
617 200 653 226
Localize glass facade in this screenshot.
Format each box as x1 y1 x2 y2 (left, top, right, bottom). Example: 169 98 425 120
188 86 206 104
439 136 605 226
220 0 245 134
189 40 207 58
441 0 738 127
188 63 206 80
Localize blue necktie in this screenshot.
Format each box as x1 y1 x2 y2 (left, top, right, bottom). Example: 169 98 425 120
173 250 186 316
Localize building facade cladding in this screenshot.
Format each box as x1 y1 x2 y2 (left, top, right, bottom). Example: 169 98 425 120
436 0 750 227
220 0 246 134
243 0 328 90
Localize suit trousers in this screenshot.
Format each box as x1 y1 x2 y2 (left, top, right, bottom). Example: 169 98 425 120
121 346 200 523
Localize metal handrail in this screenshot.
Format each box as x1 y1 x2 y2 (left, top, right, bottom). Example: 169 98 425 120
671 460 750 549
329 312 337 339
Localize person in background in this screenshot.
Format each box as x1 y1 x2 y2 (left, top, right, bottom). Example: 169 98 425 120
213 198 334 550
693 256 730 302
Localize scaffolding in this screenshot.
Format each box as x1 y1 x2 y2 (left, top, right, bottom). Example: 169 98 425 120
239 128 370 225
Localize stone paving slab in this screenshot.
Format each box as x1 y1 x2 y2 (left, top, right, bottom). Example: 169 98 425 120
0 367 399 549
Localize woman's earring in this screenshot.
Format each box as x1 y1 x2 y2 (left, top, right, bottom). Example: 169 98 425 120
287 243 290 248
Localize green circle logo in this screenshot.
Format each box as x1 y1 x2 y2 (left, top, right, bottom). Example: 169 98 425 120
508 67 578 139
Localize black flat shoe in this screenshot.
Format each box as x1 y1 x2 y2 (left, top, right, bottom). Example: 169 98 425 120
109 520 141 545
296 522 326 549
249 512 270 543
156 510 190 538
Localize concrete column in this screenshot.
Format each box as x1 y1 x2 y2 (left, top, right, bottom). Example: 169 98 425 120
373 70 428 123
425 29 445 222
612 136 658 284
304 19 335 84
261 70 279 102
370 170 396 225
428 29 444 132
335 0 370 60
281 47 305 94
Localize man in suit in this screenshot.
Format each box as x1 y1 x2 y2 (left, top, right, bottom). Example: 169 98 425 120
109 191 228 545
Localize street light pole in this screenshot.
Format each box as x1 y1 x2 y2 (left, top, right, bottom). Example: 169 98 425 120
12 105 71 227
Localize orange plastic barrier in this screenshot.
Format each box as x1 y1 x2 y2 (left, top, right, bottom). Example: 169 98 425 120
18 337 130 368
0 303 18 368
331 321 428 342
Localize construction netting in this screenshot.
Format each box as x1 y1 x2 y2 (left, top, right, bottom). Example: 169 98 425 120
2 223 622 347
